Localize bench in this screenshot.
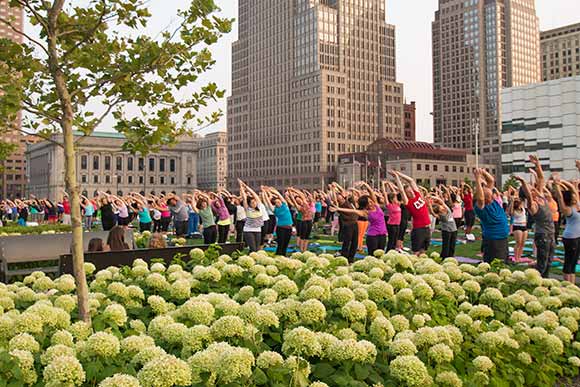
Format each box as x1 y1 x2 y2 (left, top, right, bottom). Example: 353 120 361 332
0 230 134 282
59 243 245 274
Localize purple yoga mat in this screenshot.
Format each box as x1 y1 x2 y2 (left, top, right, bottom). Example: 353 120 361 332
455 256 482 264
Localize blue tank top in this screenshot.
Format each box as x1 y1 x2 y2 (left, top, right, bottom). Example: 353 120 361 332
563 208 580 239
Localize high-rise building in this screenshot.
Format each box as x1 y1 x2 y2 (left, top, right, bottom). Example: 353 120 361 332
197 131 228 191
0 2 29 198
432 0 540 168
403 101 416 141
541 22 580 81
227 0 404 190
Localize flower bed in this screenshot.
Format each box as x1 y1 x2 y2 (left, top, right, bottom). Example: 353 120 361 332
0 224 72 236
0 249 579 386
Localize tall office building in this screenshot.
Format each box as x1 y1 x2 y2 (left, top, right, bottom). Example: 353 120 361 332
403 101 416 141
227 0 404 189
432 0 540 167
0 2 30 198
541 22 580 81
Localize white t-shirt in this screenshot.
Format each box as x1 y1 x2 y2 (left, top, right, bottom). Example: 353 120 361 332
236 205 246 221
258 203 269 222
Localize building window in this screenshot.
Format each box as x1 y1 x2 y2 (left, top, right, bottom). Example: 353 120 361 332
81 155 87 170
445 166 449 172
149 158 155 172
105 156 111 171
170 177 175 185
425 165 430 171
160 158 166 172
187 176 192 185
417 164 422 171
160 176 165 185
460 167 464 173
127 157 134 171
139 176 144 184
93 175 99 184
138 158 144 171
93 155 99 170
433 165 438 172
170 159 176 172
116 157 123 171
452 166 457 172
105 175 110 184
81 175 87 183
150 176 155 184
116 175 122 184
128 176 133 184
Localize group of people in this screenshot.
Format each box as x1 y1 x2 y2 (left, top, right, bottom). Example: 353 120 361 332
2 157 579 283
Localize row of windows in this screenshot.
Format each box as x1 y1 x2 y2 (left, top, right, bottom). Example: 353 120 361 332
80 174 183 185
416 164 496 175
80 155 176 173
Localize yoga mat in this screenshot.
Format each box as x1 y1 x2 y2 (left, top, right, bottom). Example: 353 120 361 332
455 256 482 264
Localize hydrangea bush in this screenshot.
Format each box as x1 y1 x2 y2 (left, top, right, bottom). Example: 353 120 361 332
0 248 579 386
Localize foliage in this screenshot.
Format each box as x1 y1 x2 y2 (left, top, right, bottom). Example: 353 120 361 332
0 250 579 386
0 0 233 150
503 176 520 192
0 223 72 236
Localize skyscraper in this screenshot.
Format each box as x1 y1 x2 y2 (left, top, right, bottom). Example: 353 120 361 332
541 22 580 81
227 0 404 189
0 2 30 198
432 0 540 167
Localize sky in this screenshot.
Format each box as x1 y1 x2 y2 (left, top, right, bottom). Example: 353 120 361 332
82 1 580 141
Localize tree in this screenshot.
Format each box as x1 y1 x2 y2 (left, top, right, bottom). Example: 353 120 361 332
502 175 520 192
0 0 232 321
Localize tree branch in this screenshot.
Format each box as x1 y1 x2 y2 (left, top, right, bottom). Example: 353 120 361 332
0 16 50 56
73 97 122 145
61 0 108 61
21 99 62 123
13 0 49 31
16 127 64 148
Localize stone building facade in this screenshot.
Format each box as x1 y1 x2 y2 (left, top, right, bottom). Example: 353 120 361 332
541 22 580 81
26 132 199 201
337 138 497 189
197 131 227 191
0 2 28 199
227 0 405 190
432 0 541 168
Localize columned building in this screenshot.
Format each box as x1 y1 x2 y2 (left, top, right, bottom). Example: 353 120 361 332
26 132 199 201
432 0 540 169
228 0 404 190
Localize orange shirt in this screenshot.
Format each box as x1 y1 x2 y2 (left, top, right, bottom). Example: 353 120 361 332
548 199 559 222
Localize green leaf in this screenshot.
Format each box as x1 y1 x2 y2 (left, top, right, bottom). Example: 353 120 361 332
252 368 268 385
354 364 370 380
313 363 335 379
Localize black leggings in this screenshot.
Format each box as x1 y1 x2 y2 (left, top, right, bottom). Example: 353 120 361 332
562 237 580 275
340 223 358 261
218 224 230 244
366 234 386 256
161 217 171 232
153 219 162 233
441 230 457 258
203 225 217 244
275 226 292 256
235 220 245 243
386 224 399 252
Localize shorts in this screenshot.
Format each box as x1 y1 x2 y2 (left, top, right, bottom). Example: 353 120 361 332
513 225 527 232
298 220 313 240
118 216 130 226
411 227 431 252
464 210 475 228
482 238 508 263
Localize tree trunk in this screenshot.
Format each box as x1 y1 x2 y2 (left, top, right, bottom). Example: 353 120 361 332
47 0 90 323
